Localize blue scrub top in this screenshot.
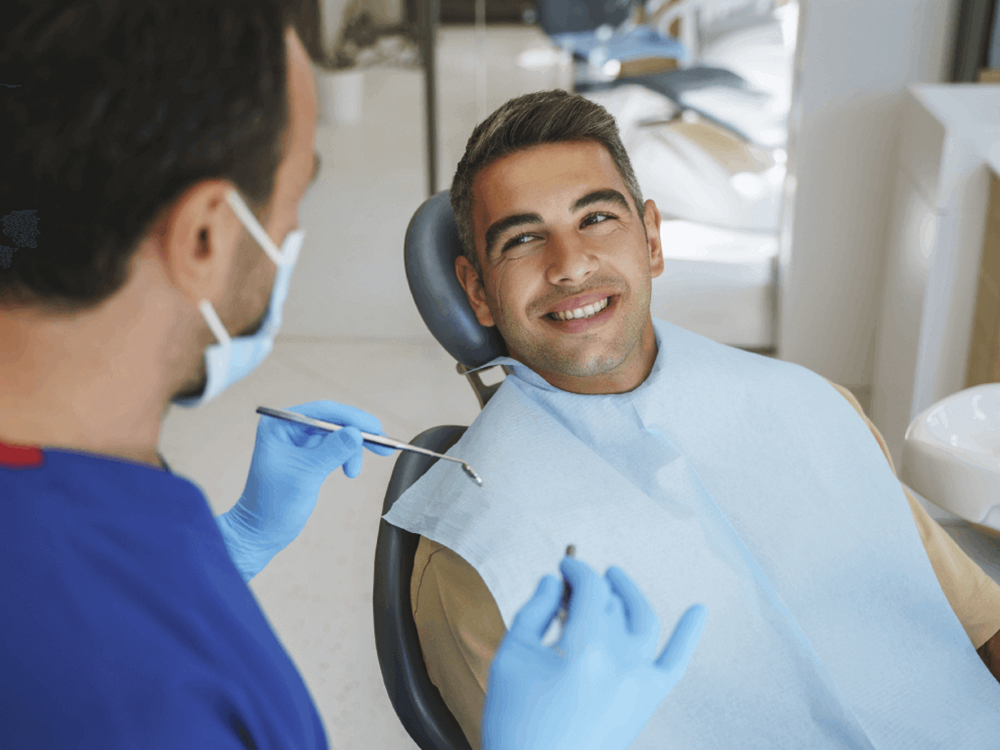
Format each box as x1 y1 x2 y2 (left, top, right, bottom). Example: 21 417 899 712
0 441 328 749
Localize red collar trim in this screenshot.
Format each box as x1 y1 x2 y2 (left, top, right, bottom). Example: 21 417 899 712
0 441 46 469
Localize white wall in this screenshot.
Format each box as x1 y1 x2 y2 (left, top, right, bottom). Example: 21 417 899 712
776 0 960 400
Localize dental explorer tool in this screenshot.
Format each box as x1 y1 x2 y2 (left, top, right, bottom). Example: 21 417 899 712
557 544 576 627
254 406 483 486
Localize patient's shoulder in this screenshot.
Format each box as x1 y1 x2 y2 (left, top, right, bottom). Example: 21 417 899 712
416 536 483 583
412 536 493 616
825 379 866 417
824 378 898 474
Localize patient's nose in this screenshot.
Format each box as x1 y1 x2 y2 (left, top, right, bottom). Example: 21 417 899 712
544 233 599 285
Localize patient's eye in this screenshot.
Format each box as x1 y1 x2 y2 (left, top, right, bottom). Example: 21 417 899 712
582 212 618 229
502 233 537 253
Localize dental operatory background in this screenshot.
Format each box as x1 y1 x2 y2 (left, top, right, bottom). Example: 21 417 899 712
158 0 1000 745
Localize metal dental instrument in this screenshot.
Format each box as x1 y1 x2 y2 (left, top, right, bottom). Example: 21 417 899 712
557 544 576 627
255 406 483 486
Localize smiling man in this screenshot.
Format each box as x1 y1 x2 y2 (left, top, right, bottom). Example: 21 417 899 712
384 90 1000 749
455 138 659 395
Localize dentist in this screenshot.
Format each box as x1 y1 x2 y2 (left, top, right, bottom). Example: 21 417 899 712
0 2 705 748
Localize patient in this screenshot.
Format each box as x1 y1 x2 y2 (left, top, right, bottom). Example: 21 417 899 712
386 90 1000 749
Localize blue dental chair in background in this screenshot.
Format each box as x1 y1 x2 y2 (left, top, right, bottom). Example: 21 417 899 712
373 191 507 750
539 0 689 69
540 0 773 148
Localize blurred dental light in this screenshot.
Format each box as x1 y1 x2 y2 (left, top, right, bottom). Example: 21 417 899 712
766 164 786 186
518 47 566 69
602 59 622 77
731 172 764 198
587 24 615 68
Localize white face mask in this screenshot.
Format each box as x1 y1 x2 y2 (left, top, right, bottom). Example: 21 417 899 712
172 190 305 408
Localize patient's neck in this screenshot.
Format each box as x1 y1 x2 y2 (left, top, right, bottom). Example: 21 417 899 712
515 318 658 395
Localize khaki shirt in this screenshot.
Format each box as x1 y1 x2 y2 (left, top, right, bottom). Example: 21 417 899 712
410 381 1000 749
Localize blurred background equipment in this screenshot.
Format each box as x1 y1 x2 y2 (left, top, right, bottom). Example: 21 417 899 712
308 0 799 353
542 0 800 352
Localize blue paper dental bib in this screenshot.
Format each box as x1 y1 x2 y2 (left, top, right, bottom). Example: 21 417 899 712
385 320 1000 748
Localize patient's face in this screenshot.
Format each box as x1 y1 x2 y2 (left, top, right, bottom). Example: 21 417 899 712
455 141 664 394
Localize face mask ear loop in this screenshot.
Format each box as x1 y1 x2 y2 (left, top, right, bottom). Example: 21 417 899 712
198 300 233 346
225 190 286 266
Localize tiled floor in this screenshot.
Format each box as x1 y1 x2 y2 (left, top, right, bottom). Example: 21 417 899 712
159 25 564 749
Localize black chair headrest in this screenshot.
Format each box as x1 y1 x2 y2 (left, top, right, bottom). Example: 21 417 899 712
404 191 505 369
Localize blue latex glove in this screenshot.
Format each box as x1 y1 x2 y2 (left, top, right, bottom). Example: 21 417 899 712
216 400 395 582
481 557 707 750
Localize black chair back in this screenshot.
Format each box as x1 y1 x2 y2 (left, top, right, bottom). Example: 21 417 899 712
373 425 473 750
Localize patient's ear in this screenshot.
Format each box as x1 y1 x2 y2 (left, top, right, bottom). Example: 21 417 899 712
643 199 664 279
455 254 496 327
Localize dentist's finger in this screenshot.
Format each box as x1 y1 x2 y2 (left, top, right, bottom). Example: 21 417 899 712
605 565 660 648
338 427 365 478
257 412 326 448
507 574 562 644
654 604 707 677
289 401 395 457
558 556 612 651
289 400 383 434
362 439 396 457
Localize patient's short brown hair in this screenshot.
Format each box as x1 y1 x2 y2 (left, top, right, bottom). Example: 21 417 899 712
450 89 644 275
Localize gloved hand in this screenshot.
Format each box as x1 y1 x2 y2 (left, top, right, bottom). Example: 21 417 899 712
216 400 395 582
481 556 707 750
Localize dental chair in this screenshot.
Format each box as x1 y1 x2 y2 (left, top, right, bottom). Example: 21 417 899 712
373 191 507 750
539 0 766 146
540 0 689 71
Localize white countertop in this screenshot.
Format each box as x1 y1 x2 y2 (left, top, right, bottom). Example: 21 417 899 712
912 84 1000 175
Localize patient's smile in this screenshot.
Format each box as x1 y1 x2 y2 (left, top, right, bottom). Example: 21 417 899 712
547 293 611 321
546 294 616 332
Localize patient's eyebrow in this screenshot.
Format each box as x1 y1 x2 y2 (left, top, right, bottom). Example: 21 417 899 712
571 188 631 214
481 189 632 260
484 212 543 258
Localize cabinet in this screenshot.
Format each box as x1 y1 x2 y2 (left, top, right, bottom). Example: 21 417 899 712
871 85 1000 466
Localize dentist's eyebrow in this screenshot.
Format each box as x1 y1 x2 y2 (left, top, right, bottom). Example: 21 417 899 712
570 188 631 214
484 211 544 258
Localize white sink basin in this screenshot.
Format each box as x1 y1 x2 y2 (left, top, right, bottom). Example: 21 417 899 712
900 384 1000 534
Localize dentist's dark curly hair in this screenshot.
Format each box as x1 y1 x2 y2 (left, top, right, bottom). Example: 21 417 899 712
450 89 645 276
0 0 299 312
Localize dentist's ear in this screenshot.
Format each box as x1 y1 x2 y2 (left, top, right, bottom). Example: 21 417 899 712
158 179 245 305
455 253 497 328
643 199 664 280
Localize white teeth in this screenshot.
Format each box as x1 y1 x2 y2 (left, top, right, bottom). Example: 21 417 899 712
553 296 609 321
